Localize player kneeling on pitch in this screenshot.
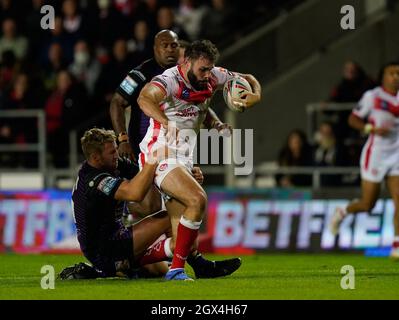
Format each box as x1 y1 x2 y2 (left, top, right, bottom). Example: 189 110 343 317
60 128 241 279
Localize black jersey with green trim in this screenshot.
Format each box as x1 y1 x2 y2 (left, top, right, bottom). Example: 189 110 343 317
71 158 136 254
116 58 164 158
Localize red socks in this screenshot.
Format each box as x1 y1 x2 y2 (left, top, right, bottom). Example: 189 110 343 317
170 216 202 270
139 237 173 266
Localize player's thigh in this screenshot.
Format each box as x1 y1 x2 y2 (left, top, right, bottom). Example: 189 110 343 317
132 211 170 257
360 179 381 209
127 185 162 217
161 166 207 208
386 176 399 206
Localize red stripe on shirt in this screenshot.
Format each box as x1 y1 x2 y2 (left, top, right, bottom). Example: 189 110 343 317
147 120 161 152
364 119 376 171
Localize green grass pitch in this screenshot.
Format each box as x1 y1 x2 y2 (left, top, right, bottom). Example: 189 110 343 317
0 253 398 300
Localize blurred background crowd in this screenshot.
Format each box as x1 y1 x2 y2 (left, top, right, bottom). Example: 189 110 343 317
0 0 301 169
0 0 397 190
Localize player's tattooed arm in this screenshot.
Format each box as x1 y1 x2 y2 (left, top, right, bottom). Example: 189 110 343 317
237 73 262 108
137 83 169 127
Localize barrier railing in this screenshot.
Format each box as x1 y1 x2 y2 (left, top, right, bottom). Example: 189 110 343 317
0 109 46 173
0 108 363 191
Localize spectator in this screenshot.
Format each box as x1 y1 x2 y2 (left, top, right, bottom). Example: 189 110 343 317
69 40 102 96
127 20 152 63
175 0 207 41
276 129 313 188
40 16 75 65
200 0 236 46
96 39 132 105
0 0 22 27
313 122 348 186
42 42 67 92
0 18 28 63
86 0 128 51
0 50 17 93
325 60 376 142
62 0 85 41
156 6 189 41
329 61 376 103
2 73 39 167
45 70 89 167
25 0 45 63
135 0 159 32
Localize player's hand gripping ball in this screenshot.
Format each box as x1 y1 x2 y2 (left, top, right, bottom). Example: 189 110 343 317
223 76 253 112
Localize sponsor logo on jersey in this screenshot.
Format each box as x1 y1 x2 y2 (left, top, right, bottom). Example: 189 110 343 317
120 76 138 95
176 106 199 117
182 88 190 99
159 163 168 172
97 176 118 195
381 100 389 110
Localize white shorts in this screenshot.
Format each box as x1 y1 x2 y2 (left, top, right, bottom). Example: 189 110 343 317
360 143 399 183
139 155 193 193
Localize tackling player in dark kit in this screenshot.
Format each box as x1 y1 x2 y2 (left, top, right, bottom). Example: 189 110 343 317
61 128 240 279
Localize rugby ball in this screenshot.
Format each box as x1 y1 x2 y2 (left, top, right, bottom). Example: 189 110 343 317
223 76 252 112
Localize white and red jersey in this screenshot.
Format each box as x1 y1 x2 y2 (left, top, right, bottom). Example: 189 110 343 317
139 65 236 166
353 87 399 182
353 87 399 151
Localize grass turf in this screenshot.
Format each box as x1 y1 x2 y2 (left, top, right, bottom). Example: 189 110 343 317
0 253 398 300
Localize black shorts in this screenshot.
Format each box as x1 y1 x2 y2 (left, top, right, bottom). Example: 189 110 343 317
84 227 136 277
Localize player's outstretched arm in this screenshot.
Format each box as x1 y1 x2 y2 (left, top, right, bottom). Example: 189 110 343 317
137 83 169 127
114 162 158 202
110 92 135 161
114 146 169 202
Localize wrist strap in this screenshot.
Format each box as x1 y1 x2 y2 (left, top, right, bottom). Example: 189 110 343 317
363 124 374 135
117 132 129 143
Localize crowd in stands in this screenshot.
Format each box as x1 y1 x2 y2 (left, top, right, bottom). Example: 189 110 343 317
276 60 379 188
0 0 297 168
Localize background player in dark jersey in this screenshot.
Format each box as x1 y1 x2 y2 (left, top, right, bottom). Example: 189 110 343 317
70 127 241 279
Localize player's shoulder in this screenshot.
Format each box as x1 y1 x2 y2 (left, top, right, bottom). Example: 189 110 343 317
360 87 379 101
127 59 154 82
160 65 179 78
212 66 233 76
152 66 179 87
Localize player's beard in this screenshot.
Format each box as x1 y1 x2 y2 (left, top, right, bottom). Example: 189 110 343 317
187 68 208 91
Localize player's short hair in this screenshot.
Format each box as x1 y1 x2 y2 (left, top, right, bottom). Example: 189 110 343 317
378 61 399 85
178 39 190 49
185 40 219 63
81 128 116 159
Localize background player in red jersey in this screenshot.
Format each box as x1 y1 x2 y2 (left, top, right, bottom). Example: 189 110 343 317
330 62 399 258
